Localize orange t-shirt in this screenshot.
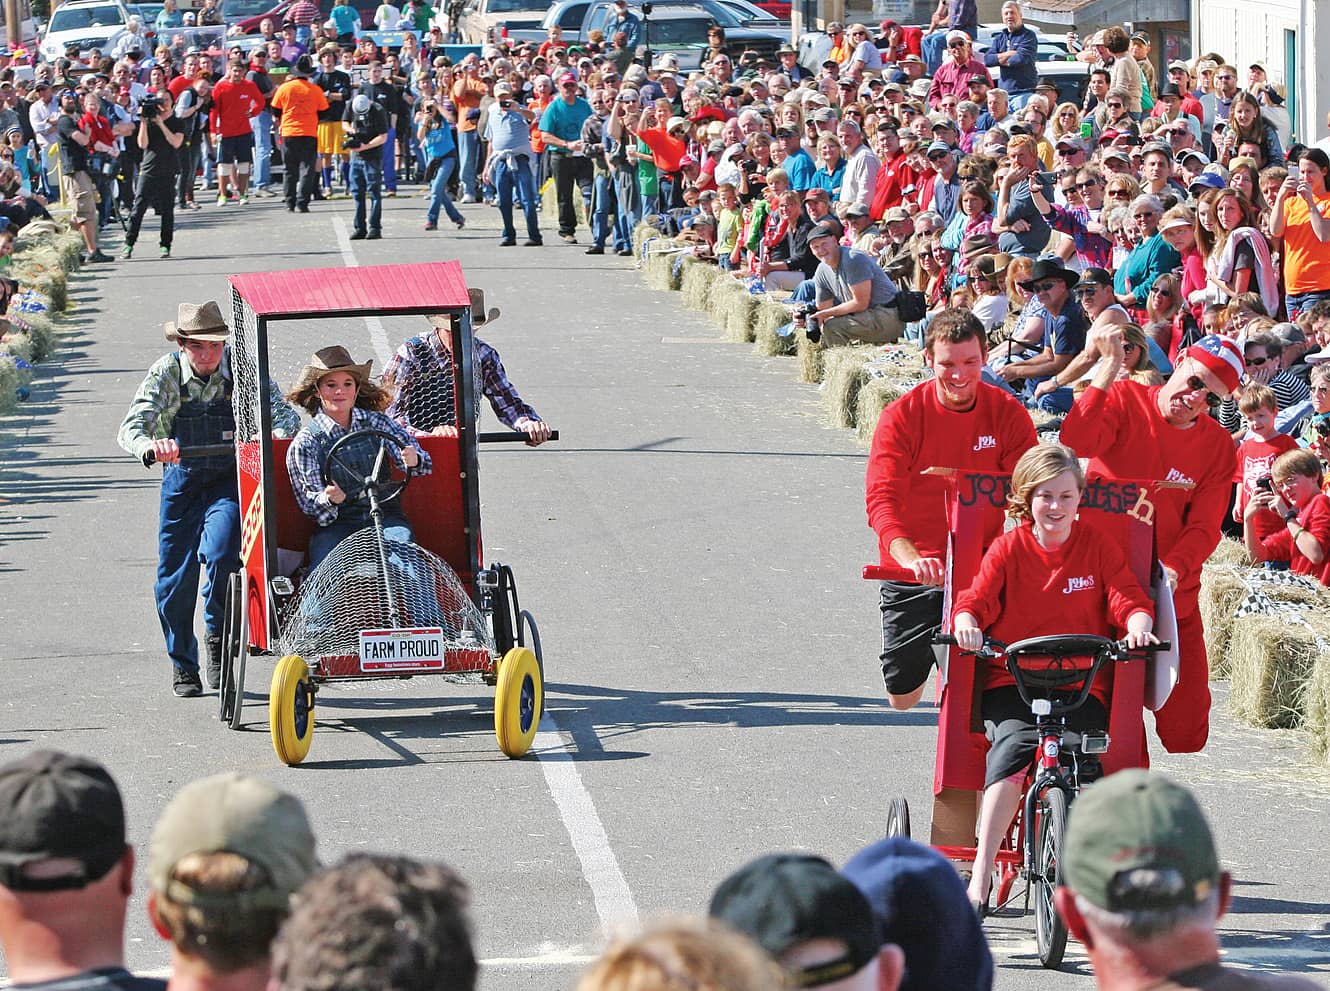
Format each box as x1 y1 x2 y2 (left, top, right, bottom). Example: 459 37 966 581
528 95 551 153
270 78 328 138
1281 191 1330 294
452 77 486 133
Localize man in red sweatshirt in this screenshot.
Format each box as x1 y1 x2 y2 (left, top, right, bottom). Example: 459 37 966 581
209 58 264 205
1060 329 1241 753
865 308 1037 710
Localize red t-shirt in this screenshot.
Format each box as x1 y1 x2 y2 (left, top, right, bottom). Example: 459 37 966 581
1233 433 1299 538
636 126 686 173
869 150 919 219
209 77 264 138
954 520 1154 704
866 380 1037 564
1060 381 1236 610
1258 493 1330 584
167 74 194 100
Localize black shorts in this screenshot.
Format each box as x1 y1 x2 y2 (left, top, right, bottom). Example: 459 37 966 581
981 685 1107 787
878 580 944 696
218 133 255 165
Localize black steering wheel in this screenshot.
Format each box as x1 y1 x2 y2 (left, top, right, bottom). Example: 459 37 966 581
320 429 413 506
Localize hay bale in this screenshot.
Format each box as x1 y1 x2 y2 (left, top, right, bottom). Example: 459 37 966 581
1304 653 1330 766
680 258 721 311
707 277 755 342
855 376 907 445
821 345 880 429
0 353 17 415
752 299 794 356
0 329 37 364
1227 613 1326 729
1208 538 1251 568
1200 565 1250 679
796 333 823 381
642 247 681 292
632 221 656 257
8 309 55 362
11 250 68 311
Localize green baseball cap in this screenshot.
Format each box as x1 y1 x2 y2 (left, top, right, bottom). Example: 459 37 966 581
148 773 317 910
1062 770 1220 912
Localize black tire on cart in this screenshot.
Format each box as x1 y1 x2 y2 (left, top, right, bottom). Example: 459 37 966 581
518 608 544 720
885 797 912 839
229 589 249 731
1035 787 1070 969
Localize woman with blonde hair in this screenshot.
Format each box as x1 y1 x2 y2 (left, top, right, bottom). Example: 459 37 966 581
577 918 791 991
1049 102 1083 143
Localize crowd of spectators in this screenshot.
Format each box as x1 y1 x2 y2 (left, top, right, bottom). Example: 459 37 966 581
1 749 1319 991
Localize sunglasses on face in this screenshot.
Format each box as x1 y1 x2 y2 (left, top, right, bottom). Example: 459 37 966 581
1123 341 1139 353
1185 374 1223 408
1057 147 1081 156
1150 285 1172 296
1074 285 1102 296
1134 211 1159 220
1246 354 1269 366
1031 280 1061 292
1108 189 1132 197
1107 101 1123 109
948 41 966 48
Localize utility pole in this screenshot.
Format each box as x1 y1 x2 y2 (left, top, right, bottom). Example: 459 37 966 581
6 0 21 50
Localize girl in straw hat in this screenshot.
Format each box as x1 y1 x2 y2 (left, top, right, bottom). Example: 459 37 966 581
285 346 432 572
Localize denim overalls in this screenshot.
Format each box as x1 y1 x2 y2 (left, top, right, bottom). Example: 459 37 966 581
153 373 239 677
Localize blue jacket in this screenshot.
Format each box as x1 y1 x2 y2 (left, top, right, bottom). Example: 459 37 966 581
983 25 1038 95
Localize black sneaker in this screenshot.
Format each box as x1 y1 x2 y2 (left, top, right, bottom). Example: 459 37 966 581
585 245 605 255
367 230 382 240
524 238 543 247
173 668 203 698
350 229 367 240
616 248 633 256
499 238 517 246
205 635 223 689
87 250 113 263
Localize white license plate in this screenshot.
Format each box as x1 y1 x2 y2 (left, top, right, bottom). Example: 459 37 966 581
358 628 446 672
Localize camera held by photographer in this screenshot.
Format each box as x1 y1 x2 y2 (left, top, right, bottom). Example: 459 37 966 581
341 93 389 240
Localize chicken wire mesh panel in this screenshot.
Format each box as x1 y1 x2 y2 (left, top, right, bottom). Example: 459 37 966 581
230 291 264 482
277 527 494 663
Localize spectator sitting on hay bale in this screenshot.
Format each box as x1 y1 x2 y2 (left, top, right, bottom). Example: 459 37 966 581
1243 448 1330 584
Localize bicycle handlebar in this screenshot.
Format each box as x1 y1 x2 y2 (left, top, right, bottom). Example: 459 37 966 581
142 443 235 466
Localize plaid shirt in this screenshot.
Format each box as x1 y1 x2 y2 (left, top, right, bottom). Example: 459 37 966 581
287 407 433 526
384 334 540 433
1043 203 1113 271
116 348 300 461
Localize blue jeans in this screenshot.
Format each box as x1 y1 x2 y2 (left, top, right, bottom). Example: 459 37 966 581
251 110 272 187
457 128 480 199
922 30 947 74
155 465 240 676
613 167 638 249
1286 290 1330 319
591 170 616 248
382 125 397 191
350 156 383 234
493 154 541 242
427 154 464 226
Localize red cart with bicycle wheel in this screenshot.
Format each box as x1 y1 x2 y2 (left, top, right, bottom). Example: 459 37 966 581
214 261 554 766
864 467 1181 968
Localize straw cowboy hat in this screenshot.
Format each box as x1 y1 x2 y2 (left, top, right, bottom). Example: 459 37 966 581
292 345 374 394
428 288 501 331
164 300 229 343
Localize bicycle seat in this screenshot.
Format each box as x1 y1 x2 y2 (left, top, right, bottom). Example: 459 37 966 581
1004 634 1115 659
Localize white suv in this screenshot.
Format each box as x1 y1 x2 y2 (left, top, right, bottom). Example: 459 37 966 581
40 0 132 62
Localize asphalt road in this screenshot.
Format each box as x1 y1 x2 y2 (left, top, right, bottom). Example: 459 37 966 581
1 189 1327 989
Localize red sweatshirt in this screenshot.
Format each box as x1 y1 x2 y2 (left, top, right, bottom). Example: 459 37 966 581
1060 381 1236 611
866 380 1037 564
954 520 1153 703
636 126 686 173
1257 492 1330 584
1233 433 1299 538
868 150 919 219
209 77 264 138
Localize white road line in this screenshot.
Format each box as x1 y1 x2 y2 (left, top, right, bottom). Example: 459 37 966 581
534 713 641 935
333 219 638 938
332 216 391 365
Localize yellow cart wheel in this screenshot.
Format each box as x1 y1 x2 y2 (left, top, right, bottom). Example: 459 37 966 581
270 654 315 765
494 646 542 758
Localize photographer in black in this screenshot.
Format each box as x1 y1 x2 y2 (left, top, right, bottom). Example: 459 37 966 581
172 75 210 211
342 92 388 239
123 87 184 259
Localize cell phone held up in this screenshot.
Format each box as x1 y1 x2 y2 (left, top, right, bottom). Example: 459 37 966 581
1256 475 1274 493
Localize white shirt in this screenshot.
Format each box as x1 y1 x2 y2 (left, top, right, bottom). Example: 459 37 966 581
839 142 880 208
374 3 402 29
29 96 57 146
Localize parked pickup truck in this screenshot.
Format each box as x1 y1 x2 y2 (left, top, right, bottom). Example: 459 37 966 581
455 0 548 45
509 0 786 63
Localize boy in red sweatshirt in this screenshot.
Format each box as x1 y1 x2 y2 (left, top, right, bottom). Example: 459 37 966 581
1232 383 1298 545
1244 448 1330 584
865 308 1037 710
953 443 1155 913
1060 329 1240 754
